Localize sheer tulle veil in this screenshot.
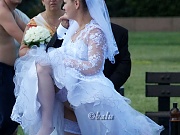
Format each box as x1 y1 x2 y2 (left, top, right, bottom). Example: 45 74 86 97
62 0 119 63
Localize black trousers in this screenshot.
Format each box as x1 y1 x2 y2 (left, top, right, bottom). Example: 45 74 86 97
0 62 18 135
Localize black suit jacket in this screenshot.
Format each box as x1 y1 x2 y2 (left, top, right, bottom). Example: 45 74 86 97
46 32 63 52
103 23 131 92
46 23 131 93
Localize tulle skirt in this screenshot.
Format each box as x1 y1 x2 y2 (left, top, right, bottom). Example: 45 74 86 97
11 45 64 135
11 45 164 135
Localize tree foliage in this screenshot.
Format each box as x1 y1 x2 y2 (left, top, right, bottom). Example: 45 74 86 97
106 0 180 17
17 0 44 18
17 0 180 18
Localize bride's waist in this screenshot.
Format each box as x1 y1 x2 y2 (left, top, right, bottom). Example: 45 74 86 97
66 69 104 81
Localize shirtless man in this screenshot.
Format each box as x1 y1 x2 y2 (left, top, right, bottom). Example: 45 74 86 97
0 0 26 134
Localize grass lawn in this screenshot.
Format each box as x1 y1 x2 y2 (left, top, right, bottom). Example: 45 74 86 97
17 31 180 134
126 31 180 113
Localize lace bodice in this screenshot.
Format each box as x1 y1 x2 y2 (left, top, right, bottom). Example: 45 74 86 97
63 20 107 76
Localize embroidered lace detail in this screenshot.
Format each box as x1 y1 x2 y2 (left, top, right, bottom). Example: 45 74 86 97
63 20 107 77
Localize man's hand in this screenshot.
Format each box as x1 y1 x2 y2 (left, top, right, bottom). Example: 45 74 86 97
59 14 69 29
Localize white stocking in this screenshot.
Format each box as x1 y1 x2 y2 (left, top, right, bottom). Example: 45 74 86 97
36 64 55 135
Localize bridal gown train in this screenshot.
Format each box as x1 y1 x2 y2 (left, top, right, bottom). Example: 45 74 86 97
11 20 164 135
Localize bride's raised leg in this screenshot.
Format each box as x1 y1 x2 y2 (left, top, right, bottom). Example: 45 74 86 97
36 64 55 135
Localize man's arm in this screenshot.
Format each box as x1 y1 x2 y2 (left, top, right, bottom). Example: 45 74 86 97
0 7 25 43
104 23 131 91
14 12 26 32
109 33 131 90
45 32 63 52
19 26 31 57
15 8 30 24
14 9 30 56
14 9 29 31
46 23 68 52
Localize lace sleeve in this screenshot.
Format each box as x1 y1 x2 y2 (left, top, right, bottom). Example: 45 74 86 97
64 28 107 76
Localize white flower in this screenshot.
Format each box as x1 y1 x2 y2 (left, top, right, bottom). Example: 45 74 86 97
24 26 52 48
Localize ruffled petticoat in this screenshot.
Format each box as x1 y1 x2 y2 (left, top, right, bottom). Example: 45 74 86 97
11 46 164 135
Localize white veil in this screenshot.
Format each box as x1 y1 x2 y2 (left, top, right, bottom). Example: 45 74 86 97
62 0 119 63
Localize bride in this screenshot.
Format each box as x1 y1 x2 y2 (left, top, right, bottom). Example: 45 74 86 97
11 0 164 134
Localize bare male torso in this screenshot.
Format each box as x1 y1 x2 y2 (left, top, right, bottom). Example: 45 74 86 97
0 0 25 66
0 25 17 66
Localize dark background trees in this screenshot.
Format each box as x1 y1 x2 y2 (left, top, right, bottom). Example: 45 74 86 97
17 0 44 18
106 0 180 17
17 0 180 18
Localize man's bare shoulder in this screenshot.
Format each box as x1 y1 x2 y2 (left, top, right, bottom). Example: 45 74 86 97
0 1 7 13
0 1 13 42
0 2 7 30
0 1 11 21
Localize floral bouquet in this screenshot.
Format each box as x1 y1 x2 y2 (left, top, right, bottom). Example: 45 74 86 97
23 26 52 48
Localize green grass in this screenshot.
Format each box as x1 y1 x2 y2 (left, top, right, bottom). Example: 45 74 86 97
125 31 180 113
17 31 180 134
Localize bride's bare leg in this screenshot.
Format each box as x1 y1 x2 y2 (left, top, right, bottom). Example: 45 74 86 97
36 64 55 135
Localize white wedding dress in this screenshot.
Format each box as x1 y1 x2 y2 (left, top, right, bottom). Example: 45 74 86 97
11 20 164 135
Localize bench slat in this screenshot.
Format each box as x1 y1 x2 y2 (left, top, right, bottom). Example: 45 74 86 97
146 85 180 97
146 72 180 83
145 111 170 117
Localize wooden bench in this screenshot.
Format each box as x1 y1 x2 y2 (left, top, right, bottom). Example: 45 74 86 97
145 72 180 135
